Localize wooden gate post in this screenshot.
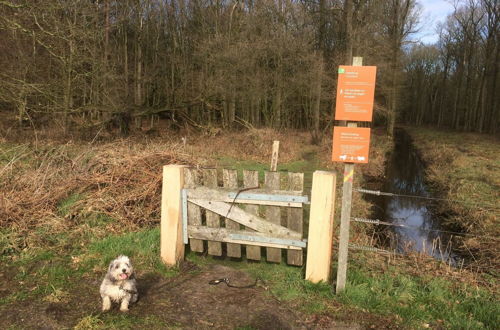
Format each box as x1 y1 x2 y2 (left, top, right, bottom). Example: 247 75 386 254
161 165 187 266
306 170 336 283
270 140 280 171
336 56 363 293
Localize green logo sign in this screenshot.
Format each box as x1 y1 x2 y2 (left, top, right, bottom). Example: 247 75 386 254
338 68 345 74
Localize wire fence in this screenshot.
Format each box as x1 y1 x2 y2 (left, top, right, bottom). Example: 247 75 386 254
346 187 499 258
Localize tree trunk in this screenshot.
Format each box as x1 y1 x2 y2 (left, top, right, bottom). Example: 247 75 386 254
273 85 282 129
135 15 143 107
63 40 74 132
387 46 399 137
437 56 450 128
311 57 323 144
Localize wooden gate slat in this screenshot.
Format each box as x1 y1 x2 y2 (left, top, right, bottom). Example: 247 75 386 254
243 170 261 261
265 171 282 263
184 168 204 252
189 199 301 239
185 186 304 207
287 172 304 266
204 169 222 256
223 169 241 258
188 226 302 250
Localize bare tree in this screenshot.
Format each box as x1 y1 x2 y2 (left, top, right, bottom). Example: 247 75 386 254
402 0 498 134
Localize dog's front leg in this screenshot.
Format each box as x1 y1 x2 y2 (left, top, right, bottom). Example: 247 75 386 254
120 297 130 312
102 296 111 311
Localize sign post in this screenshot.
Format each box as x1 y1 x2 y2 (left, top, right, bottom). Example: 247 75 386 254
333 57 377 294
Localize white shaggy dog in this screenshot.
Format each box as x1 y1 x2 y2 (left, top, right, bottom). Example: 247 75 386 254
100 255 138 312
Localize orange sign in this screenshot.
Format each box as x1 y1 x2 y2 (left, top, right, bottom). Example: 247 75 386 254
335 66 377 122
332 127 371 163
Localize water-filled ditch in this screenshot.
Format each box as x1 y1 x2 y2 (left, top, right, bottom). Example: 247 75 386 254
382 129 458 263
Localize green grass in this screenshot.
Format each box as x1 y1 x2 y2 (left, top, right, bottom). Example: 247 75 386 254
57 192 85 216
216 152 320 176
0 250 73 305
338 264 499 329
11 252 77 296
0 290 32 306
74 314 171 329
235 326 258 330
85 228 178 278
33 224 73 248
0 228 24 255
85 212 115 228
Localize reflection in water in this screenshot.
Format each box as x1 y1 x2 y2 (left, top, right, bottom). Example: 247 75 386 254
385 130 457 263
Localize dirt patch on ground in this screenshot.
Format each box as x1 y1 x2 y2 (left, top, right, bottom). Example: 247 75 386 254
137 264 307 329
0 264 364 329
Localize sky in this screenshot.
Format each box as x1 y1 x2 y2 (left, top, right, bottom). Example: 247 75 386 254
414 0 455 44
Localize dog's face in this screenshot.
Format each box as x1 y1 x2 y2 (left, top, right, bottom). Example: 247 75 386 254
107 255 134 281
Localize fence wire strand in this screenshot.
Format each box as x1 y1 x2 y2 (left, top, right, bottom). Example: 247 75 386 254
355 188 500 211
348 243 394 254
351 217 499 241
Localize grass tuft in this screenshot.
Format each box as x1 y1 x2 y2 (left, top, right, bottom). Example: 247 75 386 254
74 315 104 329
58 193 85 216
0 229 24 255
74 314 169 329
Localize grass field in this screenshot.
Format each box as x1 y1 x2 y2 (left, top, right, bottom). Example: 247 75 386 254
1 127 498 329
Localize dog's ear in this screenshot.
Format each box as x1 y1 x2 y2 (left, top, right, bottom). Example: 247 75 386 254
108 260 115 272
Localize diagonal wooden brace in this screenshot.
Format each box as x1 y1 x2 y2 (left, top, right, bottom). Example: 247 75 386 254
189 199 301 239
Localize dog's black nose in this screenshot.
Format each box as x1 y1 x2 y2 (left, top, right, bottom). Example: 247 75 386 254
122 268 127 273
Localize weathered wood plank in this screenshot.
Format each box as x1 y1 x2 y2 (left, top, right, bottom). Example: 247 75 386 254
305 171 336 283
270 140 279 171
243 170 261 261
188 226 303 250
184 168 203 252
265 171 282 263
189 199 301 239
223 169 241 258
337 120 359 292
203 169 222 256
185 186 305 207
287 172 304 266
160 165 187 266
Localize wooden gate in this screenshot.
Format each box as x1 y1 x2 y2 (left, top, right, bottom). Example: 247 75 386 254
161 165 337 283
182 167 307 266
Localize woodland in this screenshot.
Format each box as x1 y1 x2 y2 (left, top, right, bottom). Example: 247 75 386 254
0 0 498 137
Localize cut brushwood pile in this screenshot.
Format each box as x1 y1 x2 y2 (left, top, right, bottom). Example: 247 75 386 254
0 141 190 247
